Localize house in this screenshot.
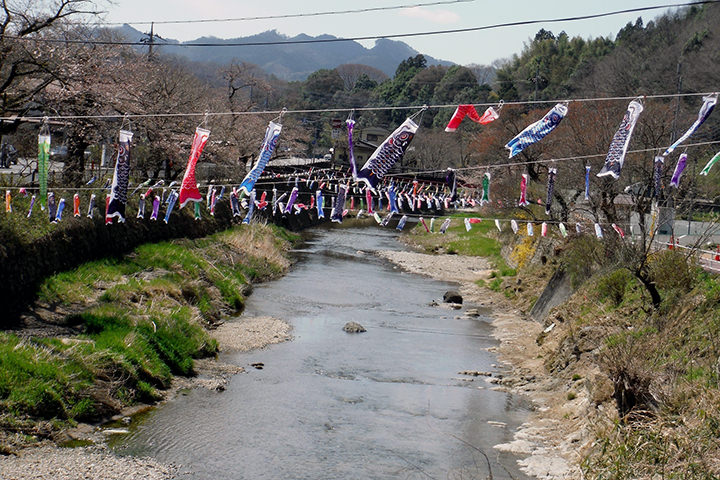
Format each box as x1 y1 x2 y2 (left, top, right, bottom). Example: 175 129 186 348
332 126 390 168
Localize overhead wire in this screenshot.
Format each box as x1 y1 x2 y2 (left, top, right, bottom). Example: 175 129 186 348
386 139 720 177
1 90 716 122
6 1 720 48
91 0 476 26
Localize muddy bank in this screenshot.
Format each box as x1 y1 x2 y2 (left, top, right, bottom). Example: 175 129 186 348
377 249 585 479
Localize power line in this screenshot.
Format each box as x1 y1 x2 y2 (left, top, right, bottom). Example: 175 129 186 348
8 1 720 48
94 0 475 26
387 139 720 177
1 90 715 122
4 139 719 192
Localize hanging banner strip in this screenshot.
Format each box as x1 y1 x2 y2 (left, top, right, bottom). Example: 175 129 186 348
331 184 348 223
38 133 50 205
700 150 720 176
356 117 418 193
505 103 567 158
347 118 357 179
663 93 717 156
239 121 283 195
242 190 256 224
518 173 530 206
670 153 688 188
106 129 134 222
584 165 591 200
545 168 556 215
178 127 211 208
653 156 664 198
597 98 643 179
480 172 490 206
445 105 499 132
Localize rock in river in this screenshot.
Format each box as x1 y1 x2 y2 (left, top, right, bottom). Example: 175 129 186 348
343 322 366 333
443 290 463 304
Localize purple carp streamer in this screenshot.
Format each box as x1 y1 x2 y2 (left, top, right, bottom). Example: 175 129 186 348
285 187 299 214
106 129 134 222
150 195 160 221
356 118 418 192
670 153 688 188
27 195 36 218
505 103 568 158
597 98 643 179
331 184 348 223
663 93 717 156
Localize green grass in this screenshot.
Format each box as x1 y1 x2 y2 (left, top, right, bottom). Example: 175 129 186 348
0 222 294 436
420 214 518 277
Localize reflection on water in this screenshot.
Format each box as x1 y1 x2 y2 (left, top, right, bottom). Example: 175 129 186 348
113 227 531 479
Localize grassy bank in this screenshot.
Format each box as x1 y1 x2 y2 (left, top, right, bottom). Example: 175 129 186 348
0 223 298 452
403 214 720 479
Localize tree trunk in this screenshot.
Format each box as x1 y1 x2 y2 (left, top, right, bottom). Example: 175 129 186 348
62 136 88 186
635 270 662 308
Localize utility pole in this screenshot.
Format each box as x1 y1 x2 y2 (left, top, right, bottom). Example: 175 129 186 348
148 22 155 60
141 22 156 61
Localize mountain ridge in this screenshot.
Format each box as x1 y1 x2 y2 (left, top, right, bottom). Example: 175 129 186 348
114 25 454 80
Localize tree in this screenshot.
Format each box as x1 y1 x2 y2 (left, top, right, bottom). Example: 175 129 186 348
0 0 104 131
334 64 387 91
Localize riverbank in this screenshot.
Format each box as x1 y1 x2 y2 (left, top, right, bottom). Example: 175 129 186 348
388 214 720 479
0 315 293 480
377 248 582 478
0 222 298 478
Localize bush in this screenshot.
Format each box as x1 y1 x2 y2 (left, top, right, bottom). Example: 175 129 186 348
649 250 697 293
597 269 633 306
562 236 604 288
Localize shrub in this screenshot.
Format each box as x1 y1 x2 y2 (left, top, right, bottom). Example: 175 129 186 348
597 269 633 306
562 236 604 288
649 250 697 293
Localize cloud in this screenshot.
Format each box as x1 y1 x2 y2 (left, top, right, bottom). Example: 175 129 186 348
399 7 460 24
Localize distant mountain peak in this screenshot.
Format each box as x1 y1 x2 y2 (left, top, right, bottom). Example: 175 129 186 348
113 27 453 80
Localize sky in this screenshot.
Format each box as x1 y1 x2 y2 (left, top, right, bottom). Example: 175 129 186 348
102 0 682 66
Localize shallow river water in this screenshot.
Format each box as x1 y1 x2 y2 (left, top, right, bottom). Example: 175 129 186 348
113 226 532 479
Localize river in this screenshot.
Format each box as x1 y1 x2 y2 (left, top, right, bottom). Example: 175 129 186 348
113 226 532 479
